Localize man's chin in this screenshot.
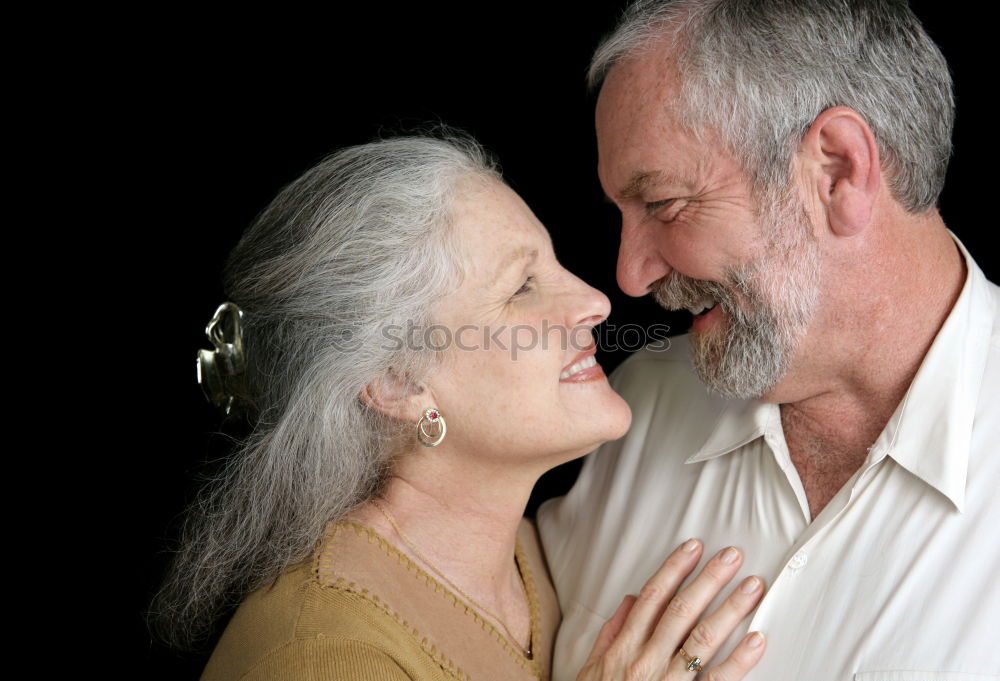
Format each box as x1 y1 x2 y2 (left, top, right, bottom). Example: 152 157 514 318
688 330 789 401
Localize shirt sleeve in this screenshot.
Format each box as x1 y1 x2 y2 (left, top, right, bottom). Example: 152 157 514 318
239 637 414 681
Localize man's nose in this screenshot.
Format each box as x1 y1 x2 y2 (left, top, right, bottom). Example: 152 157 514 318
616 216 672 297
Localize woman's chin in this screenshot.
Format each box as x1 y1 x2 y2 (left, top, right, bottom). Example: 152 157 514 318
602 394 633 441
559 395 633 463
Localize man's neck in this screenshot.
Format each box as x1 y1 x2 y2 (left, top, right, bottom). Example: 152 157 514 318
772 216 966 518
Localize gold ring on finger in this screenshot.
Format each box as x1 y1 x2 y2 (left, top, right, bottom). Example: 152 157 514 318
678 648 704 673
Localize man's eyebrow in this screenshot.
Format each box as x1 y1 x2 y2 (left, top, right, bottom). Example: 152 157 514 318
614 170 692 202
491 246 538 283
617 171 657 201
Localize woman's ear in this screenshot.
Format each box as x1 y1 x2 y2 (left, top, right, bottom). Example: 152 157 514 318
798 106 881 237
359 368 428 422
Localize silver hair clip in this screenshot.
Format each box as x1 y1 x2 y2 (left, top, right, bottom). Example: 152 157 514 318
196 302 246 414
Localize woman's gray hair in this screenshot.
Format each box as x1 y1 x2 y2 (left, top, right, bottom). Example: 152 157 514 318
152 131 499 649
589 0 954 212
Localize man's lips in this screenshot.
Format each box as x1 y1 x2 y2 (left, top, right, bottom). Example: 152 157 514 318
691 303 724 333
683 296 717 316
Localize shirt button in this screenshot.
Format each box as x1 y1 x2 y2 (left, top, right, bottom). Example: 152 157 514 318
788 551 808 570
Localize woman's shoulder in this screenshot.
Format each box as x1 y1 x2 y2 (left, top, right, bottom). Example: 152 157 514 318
207 635 415 681
202 524 443 681
204 519 557 681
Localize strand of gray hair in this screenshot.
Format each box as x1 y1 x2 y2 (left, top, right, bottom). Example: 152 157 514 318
150 131 499 650
589 0 954 213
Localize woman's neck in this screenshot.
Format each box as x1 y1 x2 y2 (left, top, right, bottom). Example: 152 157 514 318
346 452 541 649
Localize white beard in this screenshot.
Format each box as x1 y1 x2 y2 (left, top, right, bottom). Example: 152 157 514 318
652 196 820 399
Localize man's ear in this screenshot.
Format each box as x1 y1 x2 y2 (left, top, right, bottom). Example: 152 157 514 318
359 368 428 423
798 106 881 237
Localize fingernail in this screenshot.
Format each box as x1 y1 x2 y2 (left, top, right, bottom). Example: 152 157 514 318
746 632 764 649
682 538 699 552
740 576 760 593
720 547 740 564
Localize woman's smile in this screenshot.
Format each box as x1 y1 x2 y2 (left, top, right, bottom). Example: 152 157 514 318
427 177 631 464
559 350 605 382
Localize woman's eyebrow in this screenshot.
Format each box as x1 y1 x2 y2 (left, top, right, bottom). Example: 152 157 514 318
491 247 538 283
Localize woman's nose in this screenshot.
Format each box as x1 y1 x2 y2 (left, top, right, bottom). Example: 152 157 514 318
616 216 672 297
571 279 612 330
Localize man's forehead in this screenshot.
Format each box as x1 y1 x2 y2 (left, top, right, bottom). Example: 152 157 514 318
599 36 682 102
596 57 686 158
598 68 671 127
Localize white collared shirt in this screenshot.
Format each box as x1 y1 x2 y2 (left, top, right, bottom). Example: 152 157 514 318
538 238 1000 681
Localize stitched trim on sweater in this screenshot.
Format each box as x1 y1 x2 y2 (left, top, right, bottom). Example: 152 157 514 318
514 537 544 680
315 521 545 680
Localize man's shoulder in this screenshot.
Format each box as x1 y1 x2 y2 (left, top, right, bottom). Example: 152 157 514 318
589 334 731 465
605 335 729 420
988 278 1000 347
608 334 703 394
616 333 693 366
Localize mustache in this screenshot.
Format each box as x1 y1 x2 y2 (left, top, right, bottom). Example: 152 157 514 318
650 269 746 312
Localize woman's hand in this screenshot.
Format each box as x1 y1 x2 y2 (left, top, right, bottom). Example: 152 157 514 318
577 540 766 681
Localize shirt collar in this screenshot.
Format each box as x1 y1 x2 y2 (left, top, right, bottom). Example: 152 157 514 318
685 234 995 512
685 398 776 464
874 234 995 512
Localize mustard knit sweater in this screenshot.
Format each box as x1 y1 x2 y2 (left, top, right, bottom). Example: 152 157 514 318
202 519 560 681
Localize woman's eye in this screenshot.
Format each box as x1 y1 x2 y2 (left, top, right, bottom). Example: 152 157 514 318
512 276 535 298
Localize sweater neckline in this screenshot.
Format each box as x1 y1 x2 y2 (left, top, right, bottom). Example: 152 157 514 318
317 520 547 678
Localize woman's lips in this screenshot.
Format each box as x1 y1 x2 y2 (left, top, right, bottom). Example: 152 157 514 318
560 350 605 382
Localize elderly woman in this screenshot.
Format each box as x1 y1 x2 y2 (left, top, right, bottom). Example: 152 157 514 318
154 133 766 680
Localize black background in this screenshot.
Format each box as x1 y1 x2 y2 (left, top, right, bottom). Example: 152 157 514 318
126 3 992 677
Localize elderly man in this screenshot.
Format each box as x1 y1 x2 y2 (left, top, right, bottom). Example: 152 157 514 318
537 1 999 679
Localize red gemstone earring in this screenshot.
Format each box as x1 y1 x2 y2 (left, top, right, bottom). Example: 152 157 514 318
416 407 447 447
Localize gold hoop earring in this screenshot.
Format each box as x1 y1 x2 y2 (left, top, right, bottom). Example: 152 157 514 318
416 408 446 447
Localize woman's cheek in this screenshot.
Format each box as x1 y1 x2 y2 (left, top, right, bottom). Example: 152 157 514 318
510 324 544 361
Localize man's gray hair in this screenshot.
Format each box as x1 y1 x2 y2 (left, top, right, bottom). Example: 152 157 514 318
589 0 954 212
152 132 499 649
